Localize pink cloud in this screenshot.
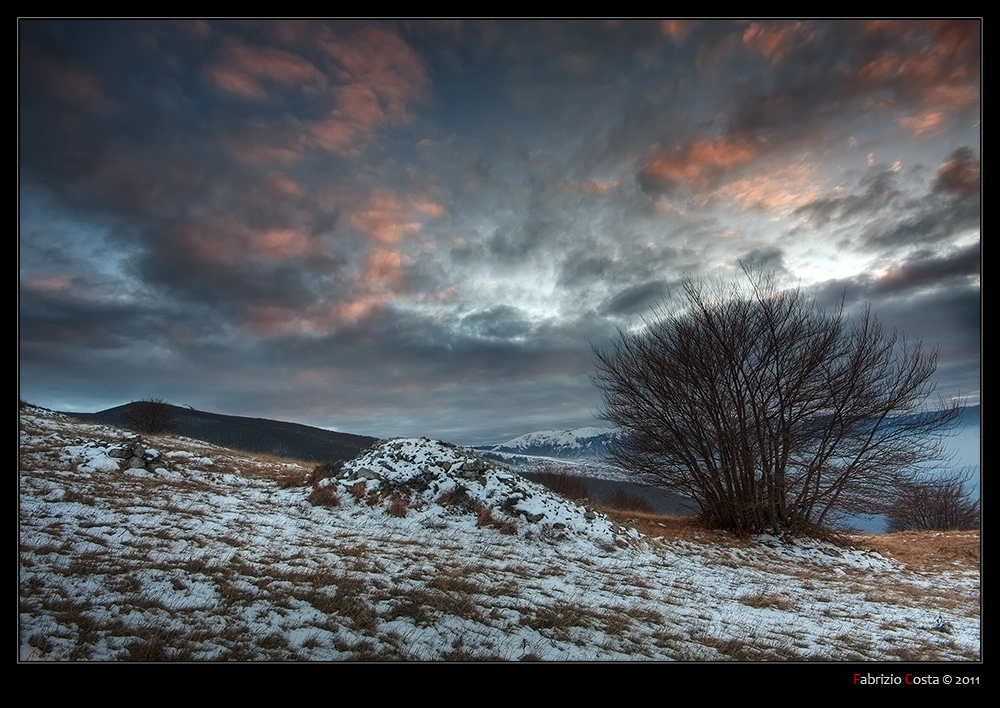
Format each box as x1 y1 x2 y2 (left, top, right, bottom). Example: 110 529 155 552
361 247 406 289
643 137 761 191
349 189 442 245
719 162 823 214
307 25 430 156
898 111 946 138
856 20 979 128
180 216 320 266
660 20 696 43
208 36 327 100
742 21 817 63
20 275 75 294
934 149 980 197
21 43 104 104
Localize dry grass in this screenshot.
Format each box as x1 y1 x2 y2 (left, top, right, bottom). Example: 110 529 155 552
850 530 980 573
307 483 341 508
475 504 518 535
740 592 795 610
229 452 314 485
19 405 981 662
387 495 409 518
597 508 749 547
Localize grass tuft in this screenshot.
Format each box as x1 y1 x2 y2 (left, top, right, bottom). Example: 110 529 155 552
308 482 341 507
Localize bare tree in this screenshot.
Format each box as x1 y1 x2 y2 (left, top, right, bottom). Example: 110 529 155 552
120 396 179 435
885 468 980 532
592 270 961 533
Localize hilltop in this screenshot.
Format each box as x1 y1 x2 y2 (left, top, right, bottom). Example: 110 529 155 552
66 402 378 463
19 404 979 661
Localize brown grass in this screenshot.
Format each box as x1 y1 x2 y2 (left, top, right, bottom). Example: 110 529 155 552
387 495 409 517
475 504 518 535
850 529 980 573
308 483 341 508
740 592 795 610
597 508 748 547
350 480 367 501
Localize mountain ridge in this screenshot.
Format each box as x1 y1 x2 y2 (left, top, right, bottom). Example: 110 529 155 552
64 402 378 464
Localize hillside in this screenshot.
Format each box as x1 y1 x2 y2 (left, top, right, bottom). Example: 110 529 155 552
19 404 980 661
66 402 378 463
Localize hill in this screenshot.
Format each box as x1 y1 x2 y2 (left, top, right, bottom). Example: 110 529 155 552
66 402 377 463
19 404 980 661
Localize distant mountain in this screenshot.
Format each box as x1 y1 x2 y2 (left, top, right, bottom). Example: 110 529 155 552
480 427 620 459
478 404 979 462
65 403 378 464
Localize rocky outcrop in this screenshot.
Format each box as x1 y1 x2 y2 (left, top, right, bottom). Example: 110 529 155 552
106 437 170 473
318 437 637 547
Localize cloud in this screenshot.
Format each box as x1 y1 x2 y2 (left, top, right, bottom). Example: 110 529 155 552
660 19 697 43
741 20 818 63
19 42 105 105
207 36 328 100
18 20 979 442
639 137 761 194
308 24 429 156
933 147 981 197
601 281 669 316
349 189 438 245
794 165 902 228
872 243 980 294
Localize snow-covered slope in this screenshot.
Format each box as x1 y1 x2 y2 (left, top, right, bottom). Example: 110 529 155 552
19 404 980 661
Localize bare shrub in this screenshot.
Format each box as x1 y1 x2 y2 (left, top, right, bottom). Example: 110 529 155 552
602 487 657 513
593 267 960 534
120 397 179 435
886 468 980 532
529 468 590 500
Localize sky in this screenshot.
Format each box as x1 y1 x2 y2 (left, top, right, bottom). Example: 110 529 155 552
19 19 980 445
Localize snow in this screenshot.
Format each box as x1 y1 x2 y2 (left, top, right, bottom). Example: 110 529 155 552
497 426 615 450
19 405 980 661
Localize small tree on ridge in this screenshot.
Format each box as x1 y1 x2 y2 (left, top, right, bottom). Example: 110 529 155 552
120 396 179 435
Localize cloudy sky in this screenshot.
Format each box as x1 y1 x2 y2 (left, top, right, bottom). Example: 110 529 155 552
19 19 980 444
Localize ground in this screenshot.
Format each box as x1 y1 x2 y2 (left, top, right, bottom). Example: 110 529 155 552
18 404 980 661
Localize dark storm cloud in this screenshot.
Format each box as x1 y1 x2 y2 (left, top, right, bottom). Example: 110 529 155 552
19 19 442 343
601 280 669 316
460 306 533 341
802 272 979 407
861 188 980 251
794 167 903 228
736 247 788 277
871 243 980 294
789 147 980 256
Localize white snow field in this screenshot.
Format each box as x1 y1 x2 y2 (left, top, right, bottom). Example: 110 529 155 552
19 404 979 661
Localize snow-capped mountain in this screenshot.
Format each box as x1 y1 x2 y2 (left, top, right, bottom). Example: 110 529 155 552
481 426 620 459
